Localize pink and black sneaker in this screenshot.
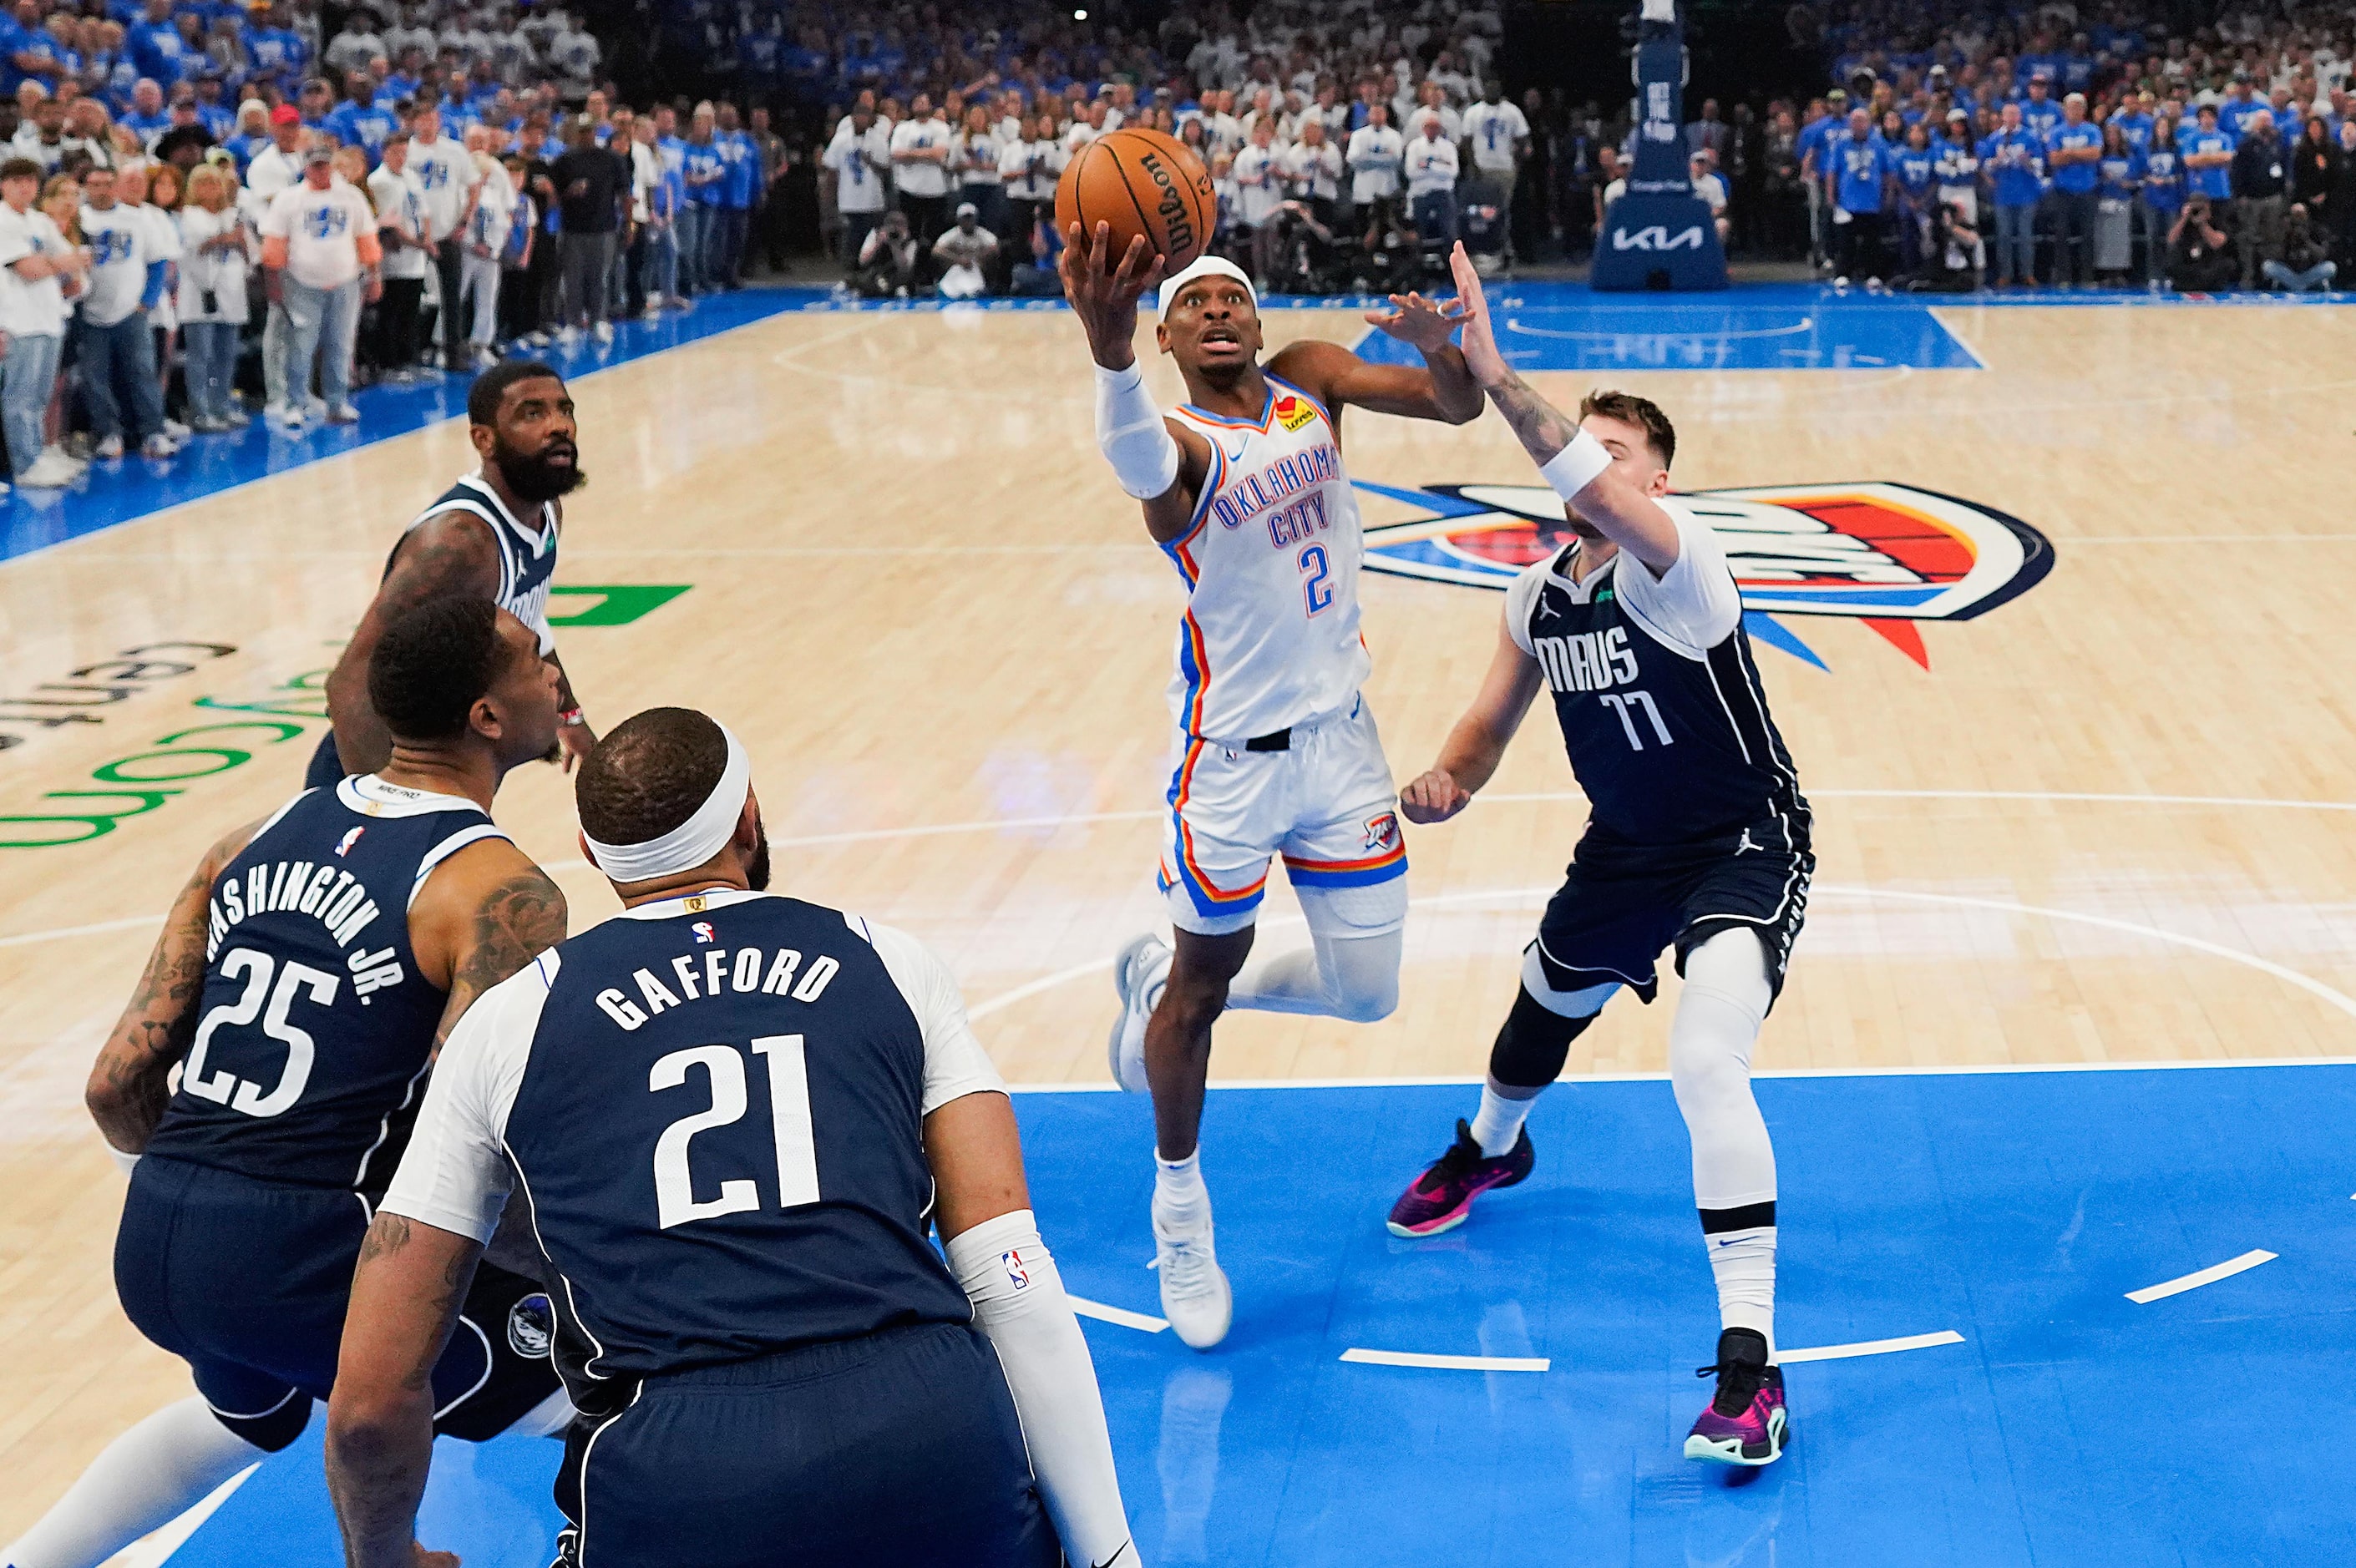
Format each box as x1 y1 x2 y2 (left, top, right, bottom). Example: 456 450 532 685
1684 1328 1788 1466
1386 1119 1533 1237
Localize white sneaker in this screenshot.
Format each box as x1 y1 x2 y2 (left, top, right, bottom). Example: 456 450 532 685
1154 1211 1234 1351
325 403 360 425
557 326 582 346
162 418 192 441
18 452 82 488
592 321 614 345
141 432 180 458
304 397 328 421
1107 933 1171 1094
37 445 86 474
642 301 661 320
94 433 124 459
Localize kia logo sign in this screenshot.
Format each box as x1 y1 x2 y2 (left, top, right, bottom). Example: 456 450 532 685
1610 224 1705 251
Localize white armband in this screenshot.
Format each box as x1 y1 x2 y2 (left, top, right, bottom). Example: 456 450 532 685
1539 427 1613 503
1095 360 1181 501
947 1209 1139 1568
105 1141 140 1179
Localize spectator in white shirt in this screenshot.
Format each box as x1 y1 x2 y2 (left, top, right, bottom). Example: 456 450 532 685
79 163 177 459
325 15 384 77
1462 82 1531 242
1346 101 1404 224
931 200 996 298
1284 116 1345 230
889 94 952 244
953 103 1003 237
548 17 600 98
1689 150 1731 246
407 105 478 372
458 146 511 366
260 142 381 427
823 104 890 275
175 161 251 432
1404 110 1462 245
0 154 87 488
1062 99 1109 154
367 129 431 382
1233 119 1285 283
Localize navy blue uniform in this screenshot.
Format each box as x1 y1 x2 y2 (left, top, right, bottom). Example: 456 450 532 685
1507 506 1811 1004
306 476 562 788
120 777 562 1449
383 888 1053 1568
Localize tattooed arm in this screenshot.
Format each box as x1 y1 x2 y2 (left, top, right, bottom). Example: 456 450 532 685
325 513 504 781
327 1213 479 1568
1447 245 1684 574
406 838 570 1064
86 820 260 1156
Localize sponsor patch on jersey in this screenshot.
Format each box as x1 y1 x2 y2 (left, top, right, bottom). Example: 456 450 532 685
333 827 366 857
691 920 717 944
507 1292 555 1358
1274 393 1318 432
1353 479 2055 670
1001 1247 1032 1292
1362 812 1401 853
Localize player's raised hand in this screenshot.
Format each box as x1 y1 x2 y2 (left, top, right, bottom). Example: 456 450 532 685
1058 220 1164 371
1365 290 1468 352
1447 242 1511 388
1399 767 1472 825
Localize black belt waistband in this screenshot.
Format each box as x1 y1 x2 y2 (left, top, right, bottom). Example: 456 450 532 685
1244 728 1290 751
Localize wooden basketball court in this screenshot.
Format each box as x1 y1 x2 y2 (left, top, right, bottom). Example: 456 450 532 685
3 287 2352 1560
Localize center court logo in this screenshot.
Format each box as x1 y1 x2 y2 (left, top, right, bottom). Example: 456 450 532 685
1355 479 2055 670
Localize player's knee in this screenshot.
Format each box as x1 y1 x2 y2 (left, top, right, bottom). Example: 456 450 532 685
1327 968 1397 1024
1158 968 1233 1038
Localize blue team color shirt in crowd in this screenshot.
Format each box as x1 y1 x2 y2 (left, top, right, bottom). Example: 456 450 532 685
2139 145 2184 210
1831 134 1890 211
682 139 727 205
2045 120 2103 193
1980 127 2045 206
2111 110 2156 154
2019 97 2063 138
2182 126 2234 198
1891 144 1935 198
2097 151 2140 199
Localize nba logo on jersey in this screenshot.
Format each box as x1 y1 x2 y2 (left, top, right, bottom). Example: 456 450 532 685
334 827 366 857
1274 394 1317 433
1001 1249 1031 1292
692 922 717 944
1363 812 1401 853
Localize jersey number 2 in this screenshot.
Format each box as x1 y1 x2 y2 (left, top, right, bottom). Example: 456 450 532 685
182 948 341 1119
1299 544 1334 616
650 1036 821 1230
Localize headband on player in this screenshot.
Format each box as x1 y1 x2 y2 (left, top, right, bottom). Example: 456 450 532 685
1158 255 1256 317
583 722 752 883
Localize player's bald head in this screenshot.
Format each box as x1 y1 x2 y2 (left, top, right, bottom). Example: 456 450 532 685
575 707 731 847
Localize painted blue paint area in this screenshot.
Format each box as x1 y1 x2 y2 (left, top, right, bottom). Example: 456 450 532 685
1741 610 1828 670
1355 282 1984 372
0 289 811 569
157 1065 2353 1565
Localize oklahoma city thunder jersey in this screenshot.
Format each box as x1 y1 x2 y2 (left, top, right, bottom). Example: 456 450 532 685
1162 374 1371 741
143 776 509 1199
388 474 560 654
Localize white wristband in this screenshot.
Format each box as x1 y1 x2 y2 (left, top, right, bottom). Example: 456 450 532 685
1539 428 1613 503
105 1142 140 1179
1094 360 1181 501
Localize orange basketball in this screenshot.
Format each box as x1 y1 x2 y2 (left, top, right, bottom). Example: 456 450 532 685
1054 128 1217 275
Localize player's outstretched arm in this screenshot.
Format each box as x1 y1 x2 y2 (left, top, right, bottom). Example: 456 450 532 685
1447 245 1682 574
930 1091 1142 1568
325 513 504 779
1399 613 1547 824
327 1213 476 1568
1266 293 1482 425
410 840 568 1065
1059 220 1208 546
85 820 260 1161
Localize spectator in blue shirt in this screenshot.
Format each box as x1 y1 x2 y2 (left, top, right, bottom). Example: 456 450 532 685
1891 120 1937 271
2044 92 2102 285
191 73 234 140
2092 123 2141 282
2138 115 2184 281
678 104 725 296
1825 107 1892 285
2182 105 2235 205
1980 101 2044 286
121 76 171 147
325 69 395 164
2113 92 2156 156
126 0 188 85
2019 75 2062 139
246 6 304 91
2219 77 2264 141
712 101 757 290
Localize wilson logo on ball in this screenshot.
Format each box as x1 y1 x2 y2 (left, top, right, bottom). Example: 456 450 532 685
1353 479 2055 671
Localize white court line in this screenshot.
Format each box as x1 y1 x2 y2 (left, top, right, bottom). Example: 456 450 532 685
1010 1055 2356 1093
2125 1249 2277 1304
103 1462 259 1567
1340 1348 1551 1373
1067 1295 1169 1333
1779 1330 1965 1364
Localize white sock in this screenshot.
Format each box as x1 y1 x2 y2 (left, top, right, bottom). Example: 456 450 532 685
1153 1149 1209 1236
1468 1082 1538 1157
1707 1227 1777 1360
3 1396 271 1568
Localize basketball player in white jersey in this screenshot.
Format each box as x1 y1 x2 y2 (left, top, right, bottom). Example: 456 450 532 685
307 360 596 790
1060 225 1482 1347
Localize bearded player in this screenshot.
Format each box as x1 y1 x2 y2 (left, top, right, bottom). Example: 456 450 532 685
307 360 597 789
1060 223 1482 1348
1386 247 1811 1467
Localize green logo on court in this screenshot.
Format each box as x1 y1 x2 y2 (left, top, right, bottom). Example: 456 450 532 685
547 585 693 626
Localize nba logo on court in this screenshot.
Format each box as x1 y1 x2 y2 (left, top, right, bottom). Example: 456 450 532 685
1355 479 2055 670
333 827 366 857
691 921 717 944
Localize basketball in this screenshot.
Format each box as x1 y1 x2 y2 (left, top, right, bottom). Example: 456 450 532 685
1053 128 1218 275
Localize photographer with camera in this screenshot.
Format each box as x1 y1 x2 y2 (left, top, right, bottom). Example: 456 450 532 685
2166 195 2235 291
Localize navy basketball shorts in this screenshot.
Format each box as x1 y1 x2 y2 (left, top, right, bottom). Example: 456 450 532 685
1529 819 1813 1009
553 1322 1058 1568
301 727 345 792
115 1156 561 1449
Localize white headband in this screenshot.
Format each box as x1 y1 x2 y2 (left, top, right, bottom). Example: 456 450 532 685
1158 255 1257 317
583 723 752 883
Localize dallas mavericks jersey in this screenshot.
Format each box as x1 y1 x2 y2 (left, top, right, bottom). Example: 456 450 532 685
388 475 559 654
436 892 985 1405
143 777 507 1196
1507 503 1809 849
1163 374 1372 741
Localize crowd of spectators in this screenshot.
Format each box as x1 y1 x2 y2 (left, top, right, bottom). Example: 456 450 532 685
0 0 803 501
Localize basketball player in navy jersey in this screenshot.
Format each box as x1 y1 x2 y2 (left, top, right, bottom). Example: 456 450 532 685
306 359 596 790
1386 248 1811 1468
2 600 574 1568
1061 224 1482 1348
327 706 1137 1568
